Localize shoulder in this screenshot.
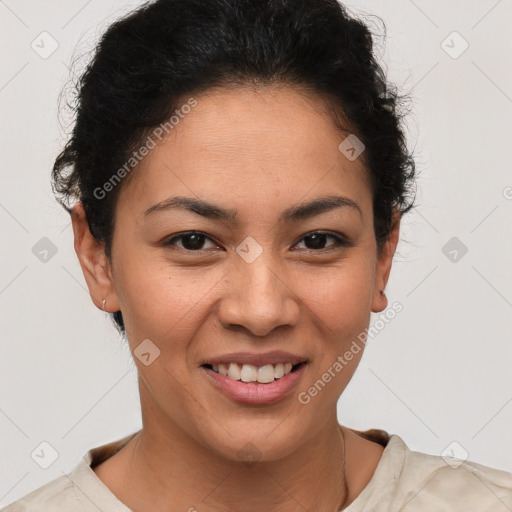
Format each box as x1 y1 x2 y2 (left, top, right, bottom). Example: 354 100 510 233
344 428 512 510
378 434 512 510
0 474 77 512
1 431 139 512
399 441 512 509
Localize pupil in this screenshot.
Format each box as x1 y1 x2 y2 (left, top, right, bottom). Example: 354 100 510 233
305 233 326 250
183 233 204 250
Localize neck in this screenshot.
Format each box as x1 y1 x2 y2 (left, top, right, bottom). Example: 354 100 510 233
125 414 348 512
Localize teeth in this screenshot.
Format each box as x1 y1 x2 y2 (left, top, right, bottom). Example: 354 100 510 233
257 365 275 383
210 362 299 384
227 362 241 380
240 364 258 382
274 363 284 378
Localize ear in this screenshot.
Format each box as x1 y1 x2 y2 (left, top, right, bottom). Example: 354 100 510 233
371 209 401 313
71 202 121 313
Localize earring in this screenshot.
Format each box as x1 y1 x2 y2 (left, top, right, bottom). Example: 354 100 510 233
102 298 107 312
380 290 386 298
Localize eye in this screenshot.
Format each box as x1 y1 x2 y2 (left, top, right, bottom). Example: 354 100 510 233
163 231 219 251
293 231 352 251
162 230 352 253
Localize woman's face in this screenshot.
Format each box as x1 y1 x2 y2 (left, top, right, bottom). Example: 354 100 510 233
75 85 398 461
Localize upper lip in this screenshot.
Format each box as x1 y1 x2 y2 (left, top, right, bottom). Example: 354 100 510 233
201 350 308 367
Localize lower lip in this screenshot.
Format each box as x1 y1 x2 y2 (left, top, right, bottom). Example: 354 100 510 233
201 363 307 405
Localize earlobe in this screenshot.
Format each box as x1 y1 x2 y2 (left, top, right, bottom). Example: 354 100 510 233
71 202 121 312
371 289 388 313
372 290 388 313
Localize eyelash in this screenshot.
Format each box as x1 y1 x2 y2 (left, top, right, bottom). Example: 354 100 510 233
162 230 352 253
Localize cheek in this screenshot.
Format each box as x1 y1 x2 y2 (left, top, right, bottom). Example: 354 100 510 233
294 262 374 409
299 253 375 337
112 248 213 349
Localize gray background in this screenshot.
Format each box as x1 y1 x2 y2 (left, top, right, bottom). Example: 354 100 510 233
1 0 511 506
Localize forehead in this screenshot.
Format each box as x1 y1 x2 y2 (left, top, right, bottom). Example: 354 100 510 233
117 85 373 222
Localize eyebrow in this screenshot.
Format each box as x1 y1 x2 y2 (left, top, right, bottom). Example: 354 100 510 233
143 194 362 222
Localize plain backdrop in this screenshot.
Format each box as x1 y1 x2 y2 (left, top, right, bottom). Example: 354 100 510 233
1 0 511 506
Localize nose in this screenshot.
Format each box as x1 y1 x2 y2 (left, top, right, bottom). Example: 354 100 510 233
217 253 301 337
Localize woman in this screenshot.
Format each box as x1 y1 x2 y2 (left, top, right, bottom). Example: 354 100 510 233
3 0 511 510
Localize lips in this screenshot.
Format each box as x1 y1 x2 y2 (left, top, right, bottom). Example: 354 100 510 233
201 362 308 405
200 351 309 405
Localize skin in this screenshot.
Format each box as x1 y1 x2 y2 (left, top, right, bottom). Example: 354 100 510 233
72 84 400 512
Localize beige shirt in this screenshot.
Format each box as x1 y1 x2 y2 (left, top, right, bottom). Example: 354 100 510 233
2 428 512 511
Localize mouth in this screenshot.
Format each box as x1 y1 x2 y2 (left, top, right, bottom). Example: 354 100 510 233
200 361 308 405
201 361 306 384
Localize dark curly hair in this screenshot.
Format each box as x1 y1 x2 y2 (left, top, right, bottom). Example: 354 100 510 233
52 0 416 337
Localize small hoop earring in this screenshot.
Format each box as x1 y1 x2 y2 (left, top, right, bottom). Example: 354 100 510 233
102 298 107 312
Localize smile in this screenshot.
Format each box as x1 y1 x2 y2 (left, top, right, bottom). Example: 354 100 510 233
201 361 308 405
203 362 300 384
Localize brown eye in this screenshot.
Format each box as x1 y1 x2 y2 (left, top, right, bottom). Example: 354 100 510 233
163 232 218 251
293 231 352 251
